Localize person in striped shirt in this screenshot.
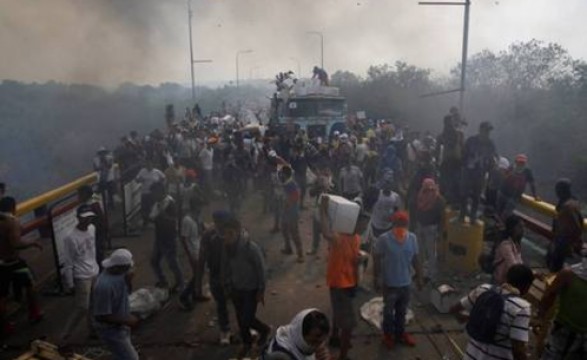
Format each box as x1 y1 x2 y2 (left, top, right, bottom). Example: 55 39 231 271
451 264 535 360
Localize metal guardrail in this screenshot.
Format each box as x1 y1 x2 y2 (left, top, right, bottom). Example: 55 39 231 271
16 173 98 217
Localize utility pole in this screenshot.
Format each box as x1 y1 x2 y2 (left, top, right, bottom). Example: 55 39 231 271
307 31 324 69
418 1 471 112
187 0 195 102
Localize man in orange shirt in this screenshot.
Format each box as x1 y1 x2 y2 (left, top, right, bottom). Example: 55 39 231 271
320 196 370 360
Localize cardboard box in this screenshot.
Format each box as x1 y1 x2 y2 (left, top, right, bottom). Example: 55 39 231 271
430 284 460 314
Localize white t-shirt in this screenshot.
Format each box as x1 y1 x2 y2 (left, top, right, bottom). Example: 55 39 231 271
461 284 531 360
181 215 200 258
371 191 402 230
61 225 99 289
199 148 214 171
135 168 166 194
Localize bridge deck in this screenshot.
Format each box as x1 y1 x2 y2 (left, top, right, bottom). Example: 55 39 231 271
3 192 549 360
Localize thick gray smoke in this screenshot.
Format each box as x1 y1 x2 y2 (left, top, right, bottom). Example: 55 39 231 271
1 0 586 85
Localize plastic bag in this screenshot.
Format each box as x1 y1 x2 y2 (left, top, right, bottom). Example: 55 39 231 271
360 296 414 330
129 287 170 319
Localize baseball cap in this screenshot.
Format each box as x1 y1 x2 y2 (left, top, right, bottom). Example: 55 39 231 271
102 249 134 269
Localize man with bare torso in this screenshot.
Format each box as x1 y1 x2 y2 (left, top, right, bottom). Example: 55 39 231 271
0 196 43 337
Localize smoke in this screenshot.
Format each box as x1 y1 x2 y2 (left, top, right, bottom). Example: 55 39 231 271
1 0 586 86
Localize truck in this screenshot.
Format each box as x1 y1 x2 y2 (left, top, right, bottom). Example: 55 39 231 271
269 79 347 139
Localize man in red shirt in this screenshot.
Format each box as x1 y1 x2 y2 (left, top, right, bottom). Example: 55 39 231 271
320 196 370 360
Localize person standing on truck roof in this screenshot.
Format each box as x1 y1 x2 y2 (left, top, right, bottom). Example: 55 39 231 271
60 211 99 343
436 115 464 207
93 249 139 360
0 197 43 337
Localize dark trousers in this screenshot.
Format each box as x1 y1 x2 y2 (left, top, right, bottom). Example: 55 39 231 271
180 259 204 301
282 218 303 255
382 286 410 336
210 280 230 332
231 289 269 345
459 170 484 221
439 160 461 206
295 176 307 207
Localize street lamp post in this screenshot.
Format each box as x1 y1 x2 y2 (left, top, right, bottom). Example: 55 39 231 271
418 0 471 112
307 31 324 69
236 49 253 88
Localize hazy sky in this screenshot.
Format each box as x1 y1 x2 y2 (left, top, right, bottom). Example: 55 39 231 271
1 0 585 86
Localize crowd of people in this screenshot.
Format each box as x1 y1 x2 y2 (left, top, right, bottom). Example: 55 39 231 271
1 104 586 360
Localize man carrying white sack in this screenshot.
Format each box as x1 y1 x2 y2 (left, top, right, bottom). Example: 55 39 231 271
320 195 370 360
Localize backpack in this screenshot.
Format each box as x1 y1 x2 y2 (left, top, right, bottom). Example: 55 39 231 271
466 287 513 344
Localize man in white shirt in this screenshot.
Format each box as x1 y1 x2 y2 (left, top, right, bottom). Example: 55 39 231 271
60 211 100 343
135 161 166 225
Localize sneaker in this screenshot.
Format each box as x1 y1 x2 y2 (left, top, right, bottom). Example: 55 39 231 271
398 332 416 347
296 256 305 263
382 333 395 350
306 250 317 255
219 331 231 346
281 248 293 255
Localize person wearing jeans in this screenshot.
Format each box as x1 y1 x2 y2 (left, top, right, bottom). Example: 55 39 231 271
93 249 139 360
222 216 270 359
373 211 423 350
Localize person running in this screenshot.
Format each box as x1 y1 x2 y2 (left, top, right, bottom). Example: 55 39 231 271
93 249 139 360
450 264 534 360
320 196 370 360
262 309 332 360
539 245 587 360
0 197 43 337
60 211 99 343
373 211 423 349
279 166 304 262
222 216 270 359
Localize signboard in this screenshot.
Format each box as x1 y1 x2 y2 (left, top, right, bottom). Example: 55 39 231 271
124 180 142 220
356 111 366 120
51 208 78 267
